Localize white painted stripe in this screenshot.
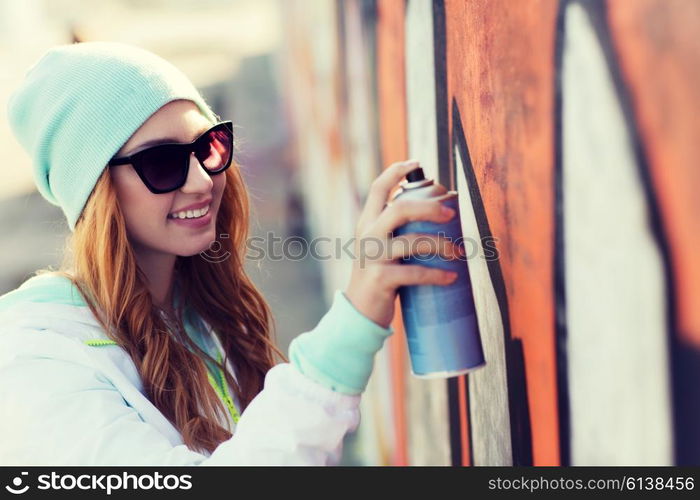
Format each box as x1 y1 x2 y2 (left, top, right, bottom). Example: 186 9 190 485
403 0 451 465
455 141 513 466
563 2 673 465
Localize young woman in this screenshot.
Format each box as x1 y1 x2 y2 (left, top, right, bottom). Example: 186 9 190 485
0 41 461 465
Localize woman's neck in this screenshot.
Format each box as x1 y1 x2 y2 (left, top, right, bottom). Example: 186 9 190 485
132 244 178 314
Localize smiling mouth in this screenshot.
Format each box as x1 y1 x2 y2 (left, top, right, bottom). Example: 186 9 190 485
167 204 211 220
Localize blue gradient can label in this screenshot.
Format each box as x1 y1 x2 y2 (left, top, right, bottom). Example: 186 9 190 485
393 186 486 378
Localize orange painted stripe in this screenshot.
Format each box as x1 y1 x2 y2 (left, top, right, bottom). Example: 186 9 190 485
377 0 409 465
444 0 561 465
458 375 471 465
389 301 408 465
608 0 700 348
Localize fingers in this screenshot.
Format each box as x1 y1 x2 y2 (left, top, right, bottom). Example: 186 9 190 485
359 160 422 223
388 233 464 261
381 263 458 288
354 232 463 262
368 198 455 238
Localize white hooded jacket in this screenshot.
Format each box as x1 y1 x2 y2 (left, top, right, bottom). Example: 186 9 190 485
0 273 366 466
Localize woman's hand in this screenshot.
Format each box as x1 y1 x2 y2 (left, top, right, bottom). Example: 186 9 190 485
344 160 464 329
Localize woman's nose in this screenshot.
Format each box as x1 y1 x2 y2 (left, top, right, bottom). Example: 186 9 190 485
179 153 214 194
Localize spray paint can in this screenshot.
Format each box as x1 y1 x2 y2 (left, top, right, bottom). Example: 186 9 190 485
390 167 485 378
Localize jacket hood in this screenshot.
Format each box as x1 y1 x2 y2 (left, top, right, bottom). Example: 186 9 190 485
0 273 102 336
0 273 218 353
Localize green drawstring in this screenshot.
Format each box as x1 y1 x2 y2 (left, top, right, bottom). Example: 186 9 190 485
84 339 118 347
207 350 241 424
83 338 240 425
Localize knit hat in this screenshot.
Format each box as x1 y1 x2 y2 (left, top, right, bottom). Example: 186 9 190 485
6 41 219 231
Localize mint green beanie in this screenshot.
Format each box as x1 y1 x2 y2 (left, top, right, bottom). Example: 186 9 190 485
6 41 219 231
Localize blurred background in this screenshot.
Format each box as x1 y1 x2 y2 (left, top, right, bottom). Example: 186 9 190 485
1 0 699 466
0 0 326 364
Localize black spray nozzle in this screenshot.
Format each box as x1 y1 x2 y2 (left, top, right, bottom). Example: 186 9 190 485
406 167 425 183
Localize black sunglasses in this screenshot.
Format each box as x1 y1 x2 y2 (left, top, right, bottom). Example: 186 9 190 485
108 121 234 194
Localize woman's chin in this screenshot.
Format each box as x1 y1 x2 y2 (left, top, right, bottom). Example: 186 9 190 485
177 242 218 259
168 230 219 258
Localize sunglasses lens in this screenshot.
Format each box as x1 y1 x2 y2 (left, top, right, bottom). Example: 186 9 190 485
139 147 187 192
125 123 233 193
195 126 232 172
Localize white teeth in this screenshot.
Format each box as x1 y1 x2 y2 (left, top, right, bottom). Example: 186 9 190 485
169 204 210 219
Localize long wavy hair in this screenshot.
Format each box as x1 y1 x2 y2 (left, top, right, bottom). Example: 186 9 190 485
43 163 286 454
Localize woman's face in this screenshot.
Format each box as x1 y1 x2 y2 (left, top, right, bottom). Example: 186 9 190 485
110 100 226 259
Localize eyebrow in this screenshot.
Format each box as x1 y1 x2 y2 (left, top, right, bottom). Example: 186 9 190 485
126 124 212 156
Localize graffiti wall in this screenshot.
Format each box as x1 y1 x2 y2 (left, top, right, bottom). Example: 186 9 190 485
278 0 700 465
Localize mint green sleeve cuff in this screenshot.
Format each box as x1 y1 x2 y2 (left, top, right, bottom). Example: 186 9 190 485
288 289 395 395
